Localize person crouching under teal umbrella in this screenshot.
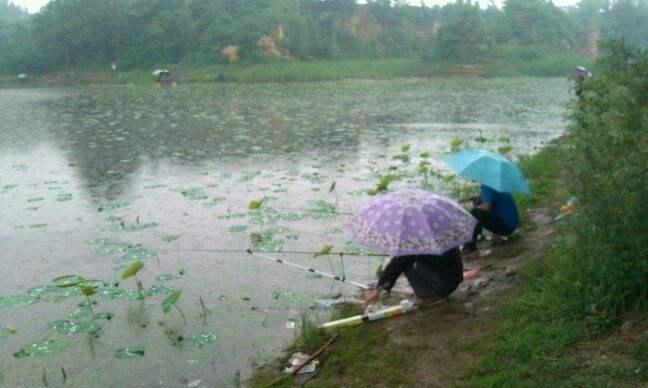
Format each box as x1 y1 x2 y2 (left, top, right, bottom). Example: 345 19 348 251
460 184 519 255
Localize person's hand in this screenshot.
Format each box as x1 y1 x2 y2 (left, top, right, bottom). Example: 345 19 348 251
363 289 381 307
458 195 476 204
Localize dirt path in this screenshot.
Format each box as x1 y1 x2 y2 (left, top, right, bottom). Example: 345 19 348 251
382 207 556 386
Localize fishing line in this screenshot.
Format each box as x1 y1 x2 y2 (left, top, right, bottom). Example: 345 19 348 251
155 247 388 257
246 249 370 290
272 206 355 216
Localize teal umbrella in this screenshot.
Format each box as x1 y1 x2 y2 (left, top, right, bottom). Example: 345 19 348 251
443 149 531 194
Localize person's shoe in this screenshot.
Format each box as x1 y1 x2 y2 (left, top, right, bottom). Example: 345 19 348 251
461 243 478 255
491 234 507 246
413 296 446 308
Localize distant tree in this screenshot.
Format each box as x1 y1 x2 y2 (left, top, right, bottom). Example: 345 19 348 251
502 0 576 49
603 0 648 48
0 0 27 24
572 0 610 31
428 1 492 62
3 0 644 74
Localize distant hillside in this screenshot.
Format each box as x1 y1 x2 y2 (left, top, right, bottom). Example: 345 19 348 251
0 0 28 24
0 0 646 75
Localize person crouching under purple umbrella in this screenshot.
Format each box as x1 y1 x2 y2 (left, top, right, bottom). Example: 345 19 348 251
364 247 463 306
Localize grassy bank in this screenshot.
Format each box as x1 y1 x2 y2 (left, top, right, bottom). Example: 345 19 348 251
469 143 647 387
0 51 593 88
469 42 648 387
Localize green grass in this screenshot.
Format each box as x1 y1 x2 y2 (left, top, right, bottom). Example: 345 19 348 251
197 58 426 83
513 143 568 214
250 304 411 387
468 126 647 387
1 50 596 88
484 45 595 77
424 45 595 78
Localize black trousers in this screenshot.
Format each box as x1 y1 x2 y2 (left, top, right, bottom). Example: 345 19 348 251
403 252 463 299
470 208 516 244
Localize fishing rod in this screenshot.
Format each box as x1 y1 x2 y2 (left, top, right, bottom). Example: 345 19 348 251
246 249 371 290
155 247 389 257
272 206 354 216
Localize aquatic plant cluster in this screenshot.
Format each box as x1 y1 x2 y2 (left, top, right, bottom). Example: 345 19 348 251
0 78 570 385
0 137 512 381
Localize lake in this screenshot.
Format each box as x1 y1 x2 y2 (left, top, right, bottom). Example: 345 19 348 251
0 78 571 387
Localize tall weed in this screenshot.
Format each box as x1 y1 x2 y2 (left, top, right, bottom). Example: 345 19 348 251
471 42 648 386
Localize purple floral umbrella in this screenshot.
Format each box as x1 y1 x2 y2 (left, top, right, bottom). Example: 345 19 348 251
349 189 477 256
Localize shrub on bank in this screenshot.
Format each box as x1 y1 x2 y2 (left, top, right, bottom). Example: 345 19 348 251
471 41 648 386
566 41 648 320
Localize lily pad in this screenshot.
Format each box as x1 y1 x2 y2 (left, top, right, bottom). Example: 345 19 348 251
217 213 246 220
68 303 95 319
114 346 145 359
239 171 261 181
202 197 226 208
85 239 156 260
121 261 144 279
28 285 80 301
189 331 218 348
53 275 85 287
314 244 333 257
228 225 248 233
251 230 285 252
149 284 176 296
0 325 16 339
104 219 158 233
98 199 130 212
248 207 302 225
248 199 263 210
121 244 157 261
48 320 100 335
56 193 73 202
270 288 311 304
325 227 344 235
85 238 129 255
162 290 182 314
14 339 69 358
179 187 208 200
154 272 183 282
161 235 180 242
306 200 337 219
0 295 39 308
301 173 325 184
96 287 144 301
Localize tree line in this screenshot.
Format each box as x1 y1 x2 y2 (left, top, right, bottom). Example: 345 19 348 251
0 0 646 75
